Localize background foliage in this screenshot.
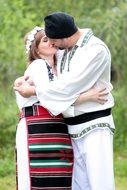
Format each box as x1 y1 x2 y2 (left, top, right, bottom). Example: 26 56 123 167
0 0 127 189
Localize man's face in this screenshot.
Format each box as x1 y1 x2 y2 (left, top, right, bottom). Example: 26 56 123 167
48 38 69 50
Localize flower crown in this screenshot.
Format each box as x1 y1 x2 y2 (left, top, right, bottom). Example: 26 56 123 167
25 26 44 54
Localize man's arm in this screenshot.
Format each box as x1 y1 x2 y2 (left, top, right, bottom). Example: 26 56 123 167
36 45 110 115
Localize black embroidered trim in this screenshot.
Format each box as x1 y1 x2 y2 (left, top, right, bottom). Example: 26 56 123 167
46 62 54 81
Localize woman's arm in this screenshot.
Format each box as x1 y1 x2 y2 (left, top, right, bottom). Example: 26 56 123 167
75 86 108 105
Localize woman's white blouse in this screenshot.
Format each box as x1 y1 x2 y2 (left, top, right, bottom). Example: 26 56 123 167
15 59 54 110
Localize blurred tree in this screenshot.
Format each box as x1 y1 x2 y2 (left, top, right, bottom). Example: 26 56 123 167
0 0 127 166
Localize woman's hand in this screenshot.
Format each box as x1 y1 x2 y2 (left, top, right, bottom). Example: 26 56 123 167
75 86 109 105
85 87 108 104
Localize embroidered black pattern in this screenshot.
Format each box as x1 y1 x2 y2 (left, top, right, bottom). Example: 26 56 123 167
46 62 54 81
70 123 115 139
60 29 93 73
60 49 68 73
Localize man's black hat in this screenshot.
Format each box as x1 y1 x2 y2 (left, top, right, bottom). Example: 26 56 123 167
44 12 78 39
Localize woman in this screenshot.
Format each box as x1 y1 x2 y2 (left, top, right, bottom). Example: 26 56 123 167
15 26 108 190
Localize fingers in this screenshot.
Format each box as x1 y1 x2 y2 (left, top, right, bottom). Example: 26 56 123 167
99 91 109 96
14 76 26 87
99 87 106 92
98 88 109 96
97 100 107 105
98 97 108 104
24 76 30 81
97 88 108 104
13 86 18 91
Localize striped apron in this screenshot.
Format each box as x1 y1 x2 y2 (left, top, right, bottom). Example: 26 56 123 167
16 105 73 190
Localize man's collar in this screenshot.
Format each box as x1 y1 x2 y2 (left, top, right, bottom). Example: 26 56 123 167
76 28 92 47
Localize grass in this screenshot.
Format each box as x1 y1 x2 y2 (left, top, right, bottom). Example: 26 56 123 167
115 177 127 190
0 175 16 190
114 153 127 190
0 153 126 190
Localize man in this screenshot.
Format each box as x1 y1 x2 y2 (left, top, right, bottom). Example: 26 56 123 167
15 12 115 190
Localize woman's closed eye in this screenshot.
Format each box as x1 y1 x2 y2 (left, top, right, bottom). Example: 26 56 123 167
42 36 48 42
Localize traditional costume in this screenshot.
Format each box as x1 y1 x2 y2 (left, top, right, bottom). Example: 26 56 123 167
15 59 73 190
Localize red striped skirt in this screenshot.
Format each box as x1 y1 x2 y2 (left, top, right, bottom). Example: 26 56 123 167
16 105 73 190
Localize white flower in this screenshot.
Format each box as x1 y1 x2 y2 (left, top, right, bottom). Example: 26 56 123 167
25 26 44 54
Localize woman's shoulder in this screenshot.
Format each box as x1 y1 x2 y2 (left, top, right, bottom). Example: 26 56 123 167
28 59 47 69
25 59 47 75
31 58 45 65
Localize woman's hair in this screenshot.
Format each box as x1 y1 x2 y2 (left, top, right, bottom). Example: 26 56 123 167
24 27 45 64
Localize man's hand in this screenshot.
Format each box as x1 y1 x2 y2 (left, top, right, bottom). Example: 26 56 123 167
14 76 26 87
14 76 35 87
14 82 36 98
25 76 35 86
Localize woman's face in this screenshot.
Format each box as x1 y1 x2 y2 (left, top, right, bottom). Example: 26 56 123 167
38 35 58 57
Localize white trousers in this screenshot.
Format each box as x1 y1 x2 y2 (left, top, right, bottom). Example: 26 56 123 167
71 129 115 190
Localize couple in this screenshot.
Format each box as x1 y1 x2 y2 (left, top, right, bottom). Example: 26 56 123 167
14 12 115 190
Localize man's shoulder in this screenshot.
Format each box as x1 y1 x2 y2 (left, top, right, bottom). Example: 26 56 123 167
88 35 110 51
